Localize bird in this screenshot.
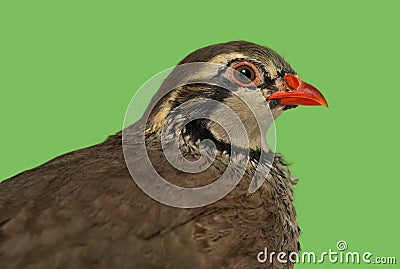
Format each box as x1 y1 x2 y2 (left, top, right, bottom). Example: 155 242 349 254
0 41 328 269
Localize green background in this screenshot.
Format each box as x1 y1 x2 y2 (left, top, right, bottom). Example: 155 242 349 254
1 1 399 267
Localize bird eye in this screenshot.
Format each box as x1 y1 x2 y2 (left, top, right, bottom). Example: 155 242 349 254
231 61 260 86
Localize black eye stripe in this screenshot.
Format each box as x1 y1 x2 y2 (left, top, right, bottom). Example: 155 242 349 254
262 73 275 86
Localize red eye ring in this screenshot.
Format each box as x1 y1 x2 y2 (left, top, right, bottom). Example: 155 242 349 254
230 61 261 86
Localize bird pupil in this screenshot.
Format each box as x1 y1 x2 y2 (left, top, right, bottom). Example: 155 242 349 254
238 66 254 81
233 64 256 84
241 69 251 78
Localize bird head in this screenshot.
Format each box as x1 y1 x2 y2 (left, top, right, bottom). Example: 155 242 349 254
145 41 328 152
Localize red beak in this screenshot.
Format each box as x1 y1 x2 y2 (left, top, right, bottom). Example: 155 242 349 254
267 74 328 108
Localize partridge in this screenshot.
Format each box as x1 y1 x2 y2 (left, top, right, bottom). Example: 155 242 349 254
0 41 327 269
